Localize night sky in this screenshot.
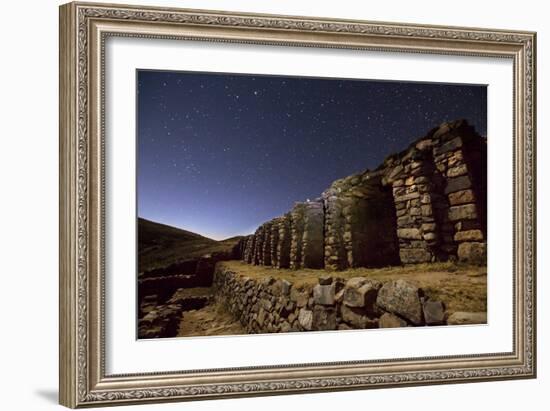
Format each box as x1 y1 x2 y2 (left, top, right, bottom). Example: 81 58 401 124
137 70 486 240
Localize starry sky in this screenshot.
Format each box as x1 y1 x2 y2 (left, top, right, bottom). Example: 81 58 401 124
137 70 486 240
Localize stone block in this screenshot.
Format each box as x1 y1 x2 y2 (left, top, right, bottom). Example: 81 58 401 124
457 242 487 264
399 248 432 263
448 204 478 221
376 280 424 325
340 305 378 329
448 189 476 205
313 284 336 306
433 136 463 155
423 301 446 325
397 228 422 240
379 312 408 328
444 175 472 194
454 229 484 242
312 306 337 331
343 278 381 310
298 308 313 331
290 288 309 308
447 164 468 178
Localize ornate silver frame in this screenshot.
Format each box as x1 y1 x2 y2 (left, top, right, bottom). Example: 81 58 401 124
59 2 536 408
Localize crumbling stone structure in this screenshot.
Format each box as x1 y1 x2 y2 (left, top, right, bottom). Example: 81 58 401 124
236 120 486 269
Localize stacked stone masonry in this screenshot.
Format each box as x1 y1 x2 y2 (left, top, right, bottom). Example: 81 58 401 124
235 120 486 269
213 264 486 334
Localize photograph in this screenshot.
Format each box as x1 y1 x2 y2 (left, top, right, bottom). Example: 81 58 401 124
136 70 488 339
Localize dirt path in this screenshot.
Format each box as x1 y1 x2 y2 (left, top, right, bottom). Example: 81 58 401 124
177 302 246 337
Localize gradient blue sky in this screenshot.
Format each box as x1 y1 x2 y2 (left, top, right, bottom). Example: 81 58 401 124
137 70 486 240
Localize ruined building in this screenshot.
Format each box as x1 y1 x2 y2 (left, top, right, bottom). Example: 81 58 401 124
236 119 487 269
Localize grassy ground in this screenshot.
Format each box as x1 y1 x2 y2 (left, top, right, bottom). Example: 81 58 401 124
219 260 487 314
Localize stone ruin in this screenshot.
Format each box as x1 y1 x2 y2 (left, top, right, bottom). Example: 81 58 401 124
236 119 487 269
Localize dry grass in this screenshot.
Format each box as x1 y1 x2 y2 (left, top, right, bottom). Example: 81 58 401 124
219 261 487 314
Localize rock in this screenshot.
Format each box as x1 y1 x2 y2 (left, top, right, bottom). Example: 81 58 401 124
399 248 432 263
298 308 313 330
444 175 472 194
421 204 432 216
457 242 487 264
290 288 309 307
312 306 337 331
340 305 378 329
313 284 336 306
397 228 422 240
394 192 420 203
422 223 436 232
448 204 478 221
379 312 408 328
257 308 267 327
448 189 475 205
280 279 292 296
454 230 484 242
343 278 381 311
376 280 424 325
423 301 446 325
280 321 291 333
318 275 333 285
415 139 432 151
337 323 353 331
279 301 296 318
423 232 437 242
432 123 451 140
387 165 404 181
433 136 462 155
447 311 487 325
335 288 345 304
447 164 468 178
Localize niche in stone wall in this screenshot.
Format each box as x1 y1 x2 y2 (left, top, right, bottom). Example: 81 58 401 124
343 177 401 268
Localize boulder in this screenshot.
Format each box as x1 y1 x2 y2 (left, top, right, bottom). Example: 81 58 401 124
343 278 381 312
376 280 424 325
298 308 313 331
312 306 337 331
447 311 487 325
379 312 408 328
340 305 378 329
313 284 336 306
422 301 446 325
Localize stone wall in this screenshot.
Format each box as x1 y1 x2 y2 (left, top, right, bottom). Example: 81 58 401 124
234 119 486 269
213 263 485 334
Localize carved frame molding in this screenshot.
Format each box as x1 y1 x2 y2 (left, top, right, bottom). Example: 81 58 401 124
59 2 536 408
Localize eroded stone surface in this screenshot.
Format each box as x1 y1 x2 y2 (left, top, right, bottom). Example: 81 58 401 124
377 280 424 325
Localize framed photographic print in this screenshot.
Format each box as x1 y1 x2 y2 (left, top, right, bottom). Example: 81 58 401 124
59 1 537 408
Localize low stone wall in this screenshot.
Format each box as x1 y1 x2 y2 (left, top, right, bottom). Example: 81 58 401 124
213 263 485 333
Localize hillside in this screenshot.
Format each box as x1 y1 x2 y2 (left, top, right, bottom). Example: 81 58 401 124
138 217 242 272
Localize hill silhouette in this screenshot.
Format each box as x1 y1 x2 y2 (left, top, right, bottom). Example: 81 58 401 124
138 217 242 272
